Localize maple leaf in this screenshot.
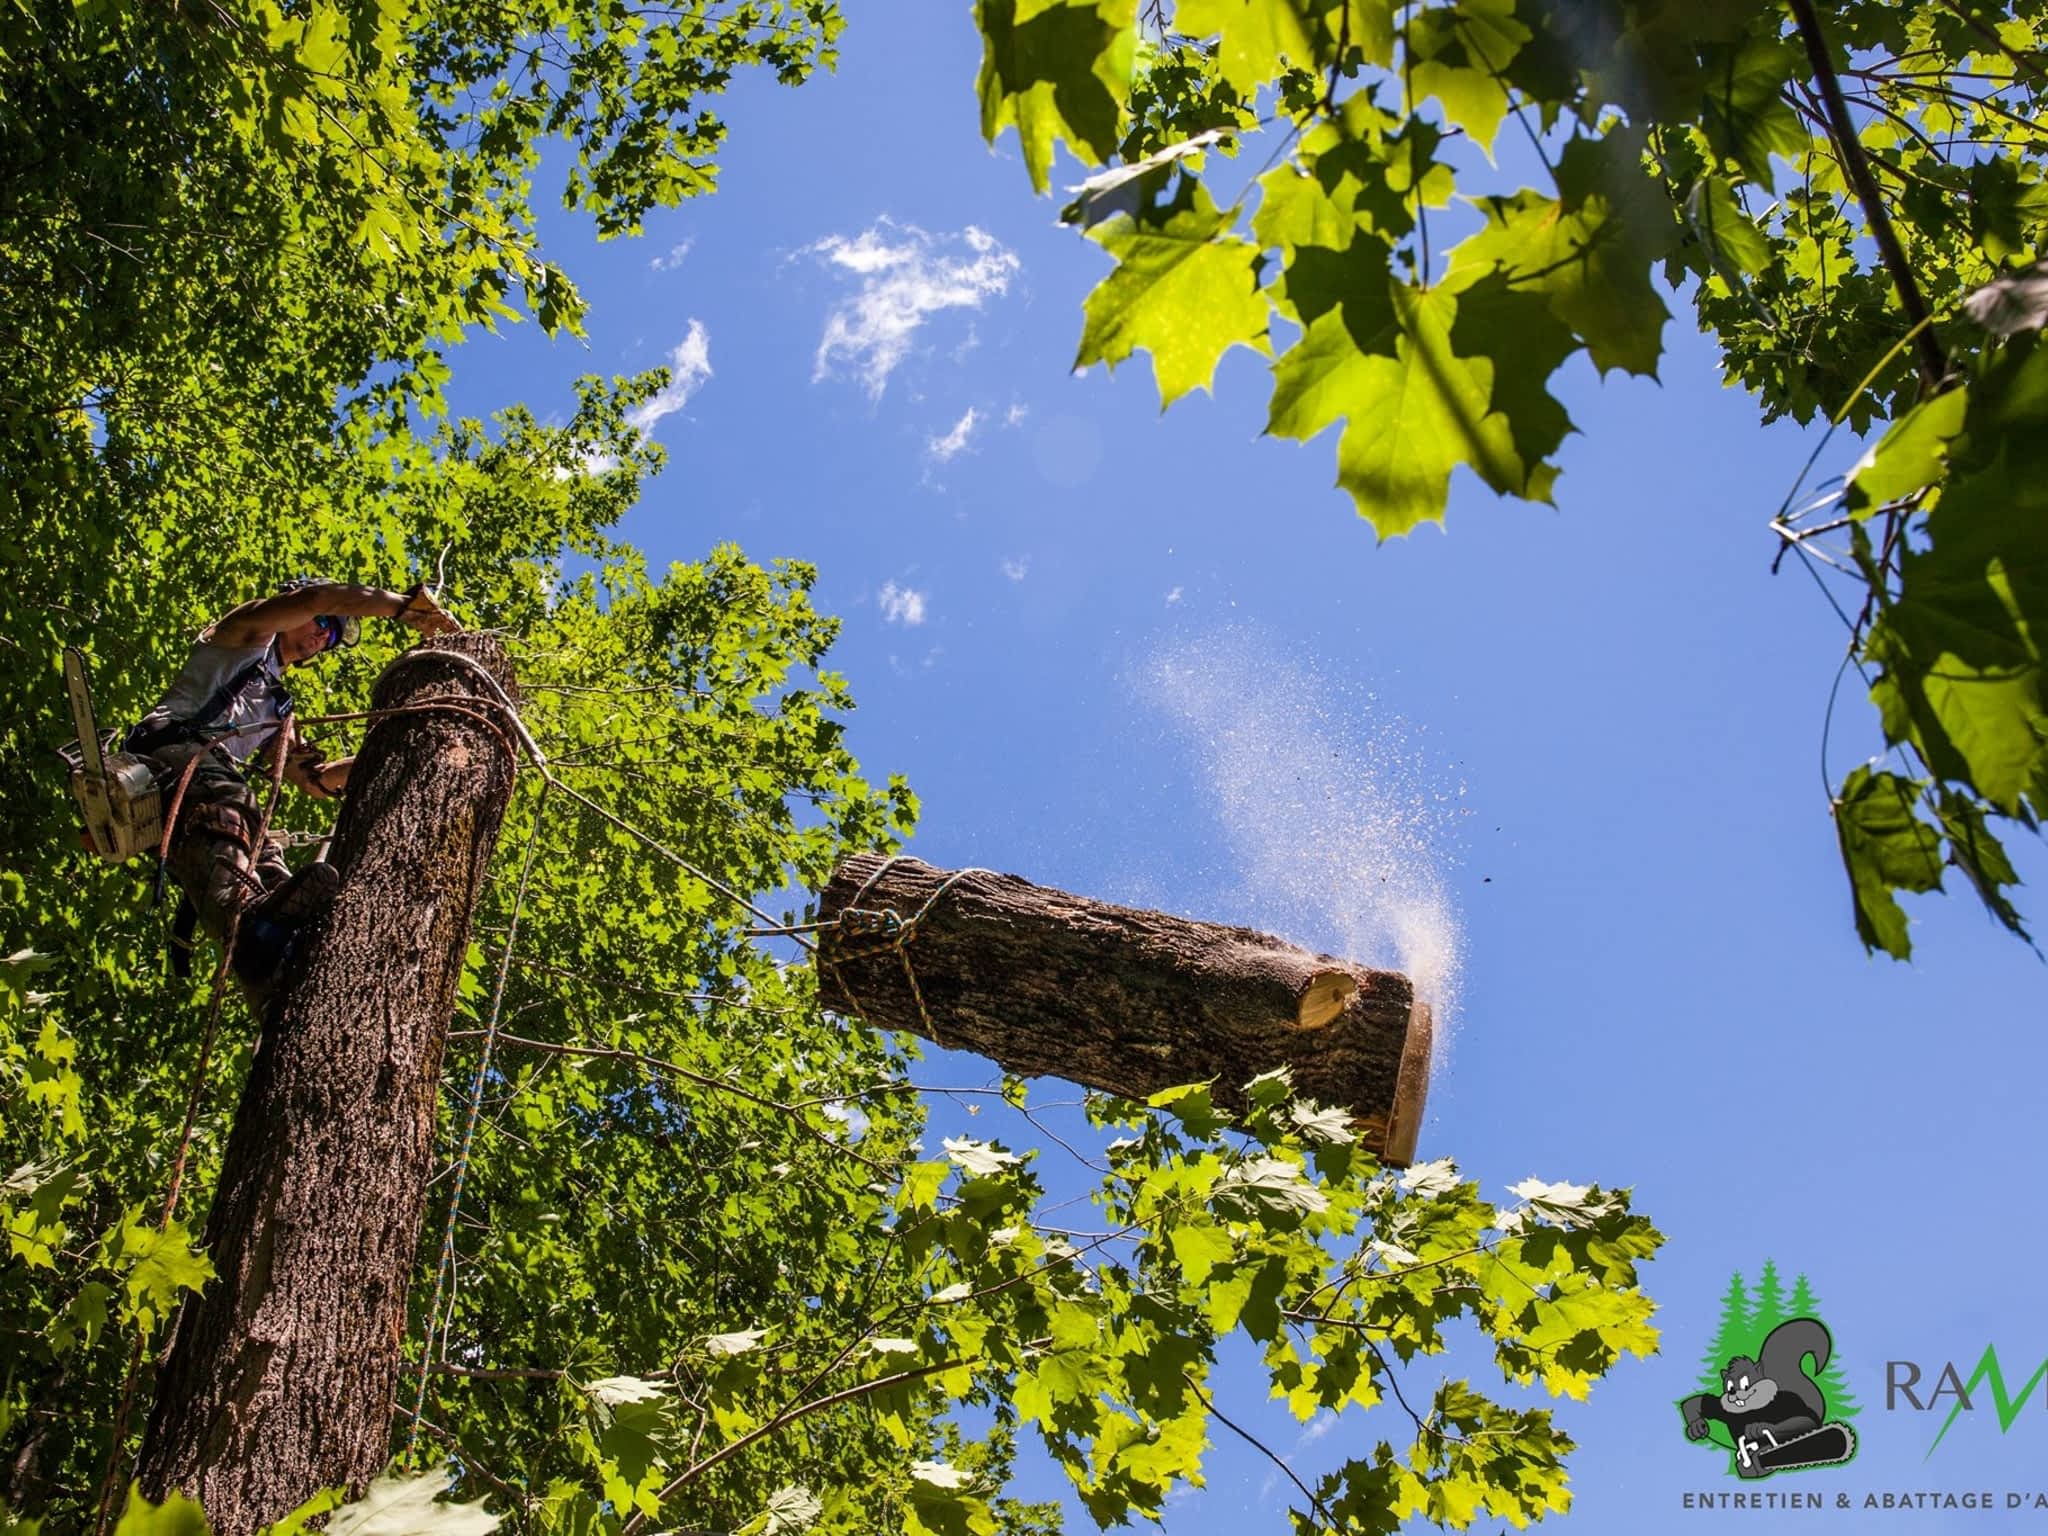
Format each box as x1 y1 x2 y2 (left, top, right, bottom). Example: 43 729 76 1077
1077 176 1270 405
1404 0 1530 153
976 0 1137 194
1833 767 1944 959
1267 253 1524 537
326 1470 499 1536
1449 131 1672 376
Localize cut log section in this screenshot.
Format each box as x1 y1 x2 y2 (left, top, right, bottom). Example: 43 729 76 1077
816 854 1433 1165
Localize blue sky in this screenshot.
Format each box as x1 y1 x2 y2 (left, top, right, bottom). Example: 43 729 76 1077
445 7 2048 1530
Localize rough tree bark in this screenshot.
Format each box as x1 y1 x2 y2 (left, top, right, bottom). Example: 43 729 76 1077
136 635 519 1534
816 855 1433 1164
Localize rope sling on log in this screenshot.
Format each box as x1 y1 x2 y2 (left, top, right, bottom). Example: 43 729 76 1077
815 854 1434 1165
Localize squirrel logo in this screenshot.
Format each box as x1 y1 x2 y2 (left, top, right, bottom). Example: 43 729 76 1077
1678 1266 1859 1478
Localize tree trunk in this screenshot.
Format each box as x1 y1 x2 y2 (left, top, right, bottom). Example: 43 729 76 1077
816 855 1433 1164
136 635 519 1534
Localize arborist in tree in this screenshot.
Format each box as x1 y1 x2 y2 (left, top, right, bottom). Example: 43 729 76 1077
125 579 457 992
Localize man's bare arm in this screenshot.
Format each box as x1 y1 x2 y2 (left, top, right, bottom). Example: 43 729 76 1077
209 582 457 645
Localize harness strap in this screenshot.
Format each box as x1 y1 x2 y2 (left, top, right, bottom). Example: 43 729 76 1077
127 647 295 754
196 648 294 732
181 802 256 851
168 898 198 979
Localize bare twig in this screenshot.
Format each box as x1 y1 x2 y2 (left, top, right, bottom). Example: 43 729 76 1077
427 1362 567 1381
620 1359 974 1532
1787 0 1947 395
1185 1373 1340 1527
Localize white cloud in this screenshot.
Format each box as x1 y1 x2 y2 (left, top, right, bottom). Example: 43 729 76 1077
1004 402 1030 428
1001 558 1029 582
649 237 694 272
1166 586 1184 604
627 320 712 438
927 407 981 463
878 581 927 626
554 320 710 477
807 219 1020 396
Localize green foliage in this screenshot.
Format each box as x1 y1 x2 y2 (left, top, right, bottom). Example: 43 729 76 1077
0 5 1665 1534
113 1489 210 1536
976 0 1138 194
1076 175 1271 404
0 0 844 882
970 0 2048 954
804 1071 1663 1536
1833 767 1943 960
108 1470 494 1535
1837 307 2048 955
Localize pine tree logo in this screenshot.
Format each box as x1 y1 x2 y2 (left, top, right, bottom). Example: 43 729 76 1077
1676 1262 1860 1478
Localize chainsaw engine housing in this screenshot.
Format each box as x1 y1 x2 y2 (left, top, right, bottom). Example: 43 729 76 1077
67 751 163 863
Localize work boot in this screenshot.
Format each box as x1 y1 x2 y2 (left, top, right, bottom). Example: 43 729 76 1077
245 860 340 930
252 833 292 895
166 831 267 941
231 862 341 1005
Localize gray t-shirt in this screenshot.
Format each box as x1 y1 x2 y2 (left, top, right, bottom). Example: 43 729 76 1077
133 635 290 763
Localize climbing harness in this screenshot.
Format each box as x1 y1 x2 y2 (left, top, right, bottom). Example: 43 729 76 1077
126 641 296 762
62 637 299 867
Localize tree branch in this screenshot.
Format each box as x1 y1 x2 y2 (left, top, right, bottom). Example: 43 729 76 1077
1184 1373 1340 1528
620 1358 975 1533
1787 0 1947 396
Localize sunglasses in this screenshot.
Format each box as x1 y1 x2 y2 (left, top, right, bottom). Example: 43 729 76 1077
313 614 361 651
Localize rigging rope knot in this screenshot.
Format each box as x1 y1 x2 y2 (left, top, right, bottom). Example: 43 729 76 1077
821 861 992 1050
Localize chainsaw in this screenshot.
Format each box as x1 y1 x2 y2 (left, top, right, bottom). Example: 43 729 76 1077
60 647 163 863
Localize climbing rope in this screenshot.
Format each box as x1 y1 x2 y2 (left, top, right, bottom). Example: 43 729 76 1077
379 647 803 944
404 778 554 1463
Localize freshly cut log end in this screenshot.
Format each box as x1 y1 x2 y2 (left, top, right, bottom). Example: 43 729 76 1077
1383 999 1433 1168
816 854 1433 1164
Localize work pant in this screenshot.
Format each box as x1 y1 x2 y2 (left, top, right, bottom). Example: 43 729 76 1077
143 740 289 951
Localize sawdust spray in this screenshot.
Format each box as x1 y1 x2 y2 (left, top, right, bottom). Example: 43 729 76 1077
1142 627 1465 1074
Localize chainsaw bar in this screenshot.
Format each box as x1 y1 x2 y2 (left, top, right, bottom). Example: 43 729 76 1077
63 647 105 777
